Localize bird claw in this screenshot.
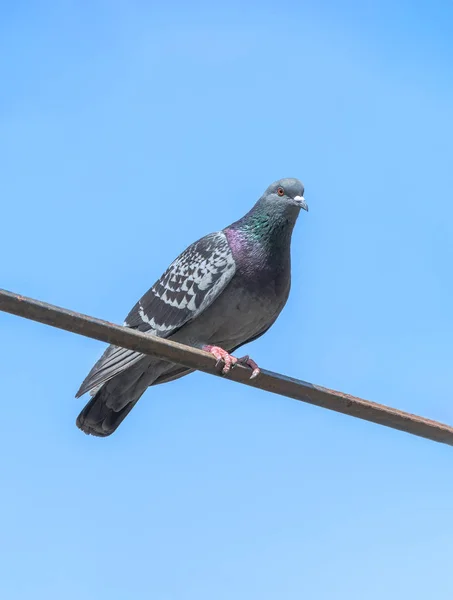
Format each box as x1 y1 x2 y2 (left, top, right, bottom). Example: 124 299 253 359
203 346 261 379
202 345 238 375
236 355 261 379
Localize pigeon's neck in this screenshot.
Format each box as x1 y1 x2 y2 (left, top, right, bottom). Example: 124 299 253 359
226 204 297 267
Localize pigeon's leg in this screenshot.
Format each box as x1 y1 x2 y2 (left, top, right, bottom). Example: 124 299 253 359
202 345 238 376
202 346 260 379
236 355 260 380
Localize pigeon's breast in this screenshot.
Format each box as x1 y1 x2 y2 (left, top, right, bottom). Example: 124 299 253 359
171 227 292 350
173 264 290 350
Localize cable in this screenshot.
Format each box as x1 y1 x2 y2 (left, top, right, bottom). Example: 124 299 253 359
1 288 452 446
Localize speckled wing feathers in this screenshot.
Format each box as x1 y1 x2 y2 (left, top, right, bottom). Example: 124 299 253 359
125 232 235 332
76 232 236 397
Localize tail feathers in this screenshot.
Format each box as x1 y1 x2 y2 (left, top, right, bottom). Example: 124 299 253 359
76 390 143 437
76 356 156 437
75 360 193 437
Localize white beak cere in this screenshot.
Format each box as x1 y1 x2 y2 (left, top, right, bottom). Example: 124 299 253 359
294 195 309 211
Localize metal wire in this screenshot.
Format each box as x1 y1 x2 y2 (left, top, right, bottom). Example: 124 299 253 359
1 287 452 446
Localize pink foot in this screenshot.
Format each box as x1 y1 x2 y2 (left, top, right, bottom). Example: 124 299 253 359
237 355 261 380
202 345 238 375
202 346 260 379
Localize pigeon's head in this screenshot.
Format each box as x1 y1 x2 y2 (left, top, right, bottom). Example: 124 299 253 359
262 178 308 213
232 177 307 233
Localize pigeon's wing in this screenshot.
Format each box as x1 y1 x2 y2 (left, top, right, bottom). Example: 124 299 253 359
76 231 236 397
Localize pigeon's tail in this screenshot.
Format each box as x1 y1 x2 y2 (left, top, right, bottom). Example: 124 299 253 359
76 386 144 437
75 355 193 437
75 360 158 437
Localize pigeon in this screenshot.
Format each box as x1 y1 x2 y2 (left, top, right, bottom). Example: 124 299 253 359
76 178 308 437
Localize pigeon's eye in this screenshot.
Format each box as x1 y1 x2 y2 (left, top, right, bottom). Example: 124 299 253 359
277 187 285 197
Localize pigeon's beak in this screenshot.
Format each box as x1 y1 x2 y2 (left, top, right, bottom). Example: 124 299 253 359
294 195 308 212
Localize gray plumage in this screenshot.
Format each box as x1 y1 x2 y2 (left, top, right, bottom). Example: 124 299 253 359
76 177 308 436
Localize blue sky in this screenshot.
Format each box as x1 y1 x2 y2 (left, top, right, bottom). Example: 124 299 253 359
1 1 453 598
